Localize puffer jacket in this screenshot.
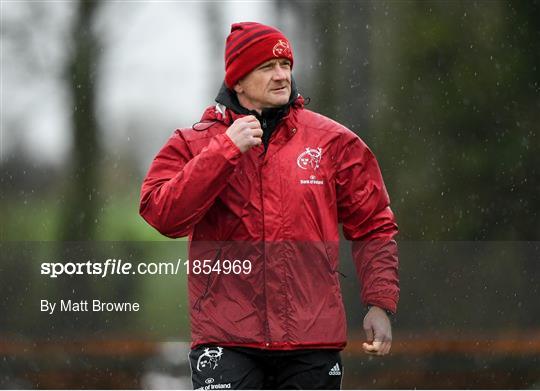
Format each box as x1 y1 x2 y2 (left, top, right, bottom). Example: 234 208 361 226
139 94 399 350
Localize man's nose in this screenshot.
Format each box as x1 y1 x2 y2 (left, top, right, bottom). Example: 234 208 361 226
272 64 287 80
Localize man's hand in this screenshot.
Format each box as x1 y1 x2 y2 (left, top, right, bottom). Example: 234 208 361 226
225 115 263 153
362 306 392 356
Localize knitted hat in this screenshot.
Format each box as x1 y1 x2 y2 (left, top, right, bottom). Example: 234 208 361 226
224 22 294 88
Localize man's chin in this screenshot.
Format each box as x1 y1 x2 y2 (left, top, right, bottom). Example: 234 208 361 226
269 94 291 107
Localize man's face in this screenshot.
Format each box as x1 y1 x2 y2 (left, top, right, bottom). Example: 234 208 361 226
234 58 292 112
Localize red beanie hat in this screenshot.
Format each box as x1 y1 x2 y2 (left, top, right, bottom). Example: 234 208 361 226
224 22 294 88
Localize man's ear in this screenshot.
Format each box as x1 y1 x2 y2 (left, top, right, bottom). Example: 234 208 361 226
233 82 243 94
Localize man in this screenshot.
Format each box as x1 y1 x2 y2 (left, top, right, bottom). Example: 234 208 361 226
140 22 399 390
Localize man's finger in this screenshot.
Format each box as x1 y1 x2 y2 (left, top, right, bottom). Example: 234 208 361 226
242 116 260 125
381 340 391 355
380 341 387 355
251 131 263 140
246 120 262 128
373 333 390 354
238 120 260 129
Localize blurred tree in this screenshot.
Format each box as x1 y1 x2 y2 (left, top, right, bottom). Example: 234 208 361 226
280 1 371 132
310 1 340 119
54 0 105 336
59 0 102 241
369 1 539 242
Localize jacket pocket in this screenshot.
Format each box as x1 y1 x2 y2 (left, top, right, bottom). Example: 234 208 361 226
324 243 347 279
192 248 221 312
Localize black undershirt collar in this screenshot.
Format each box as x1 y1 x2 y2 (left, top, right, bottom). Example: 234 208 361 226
215 78 298 151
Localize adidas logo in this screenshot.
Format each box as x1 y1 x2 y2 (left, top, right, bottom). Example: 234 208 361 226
328 363 341 376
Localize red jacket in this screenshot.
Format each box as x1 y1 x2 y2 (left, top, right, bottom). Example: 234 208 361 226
140 96 399 350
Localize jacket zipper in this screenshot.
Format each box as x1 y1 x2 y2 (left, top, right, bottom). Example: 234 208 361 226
261 117 268 153
259 153 270 347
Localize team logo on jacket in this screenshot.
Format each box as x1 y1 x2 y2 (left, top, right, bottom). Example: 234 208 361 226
273 39 291 58
297 147 324 185
297 147 322 170
196 347 224 372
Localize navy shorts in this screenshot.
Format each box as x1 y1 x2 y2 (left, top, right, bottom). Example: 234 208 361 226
189 345 343 390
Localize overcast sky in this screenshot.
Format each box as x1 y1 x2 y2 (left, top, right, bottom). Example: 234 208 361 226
1 1 277 168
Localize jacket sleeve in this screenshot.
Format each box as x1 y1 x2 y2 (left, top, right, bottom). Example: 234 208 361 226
336 131 400 314
139 130 242 238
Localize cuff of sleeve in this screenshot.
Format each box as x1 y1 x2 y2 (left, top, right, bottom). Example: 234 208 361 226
365 297 397 314
219 133 242 161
